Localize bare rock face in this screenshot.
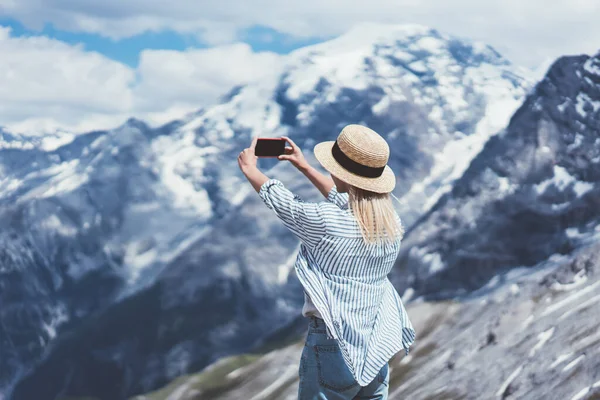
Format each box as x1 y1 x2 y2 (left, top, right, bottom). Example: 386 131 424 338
392 52 600 301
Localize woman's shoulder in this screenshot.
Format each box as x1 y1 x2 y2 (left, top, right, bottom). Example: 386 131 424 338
315 199 351 214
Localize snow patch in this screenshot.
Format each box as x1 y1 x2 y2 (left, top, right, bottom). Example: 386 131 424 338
562 354 585 372
0 136 35 150
0 178 22 197
570 387 590 400
152 135 214 216
372 96 391 115
417 131 497 213
534 165 594 197
550 268 588 291
557 99 570 112
567 134 584 151
166 380 194 400
125 239 159 284
19 159 89 201
40 133 76 151
521 315 534 329
509 284 520 295
42 305 69 340
550 352 574 368
402 287 415 302
565 227 586 239
541 280 600 317
576 92 600 117
558 292 600 321
408 60 428 73
583 58 600 76
529 327 555 357
496 364 523 398
409 247 445 274
40 214 78 237
415 36 445 53
498 176 517 194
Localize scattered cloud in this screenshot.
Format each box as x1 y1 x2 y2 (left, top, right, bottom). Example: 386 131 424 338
0 0 598 133
134 43 280 112
0 26 281 134
1 0 599 66
0 26 134 133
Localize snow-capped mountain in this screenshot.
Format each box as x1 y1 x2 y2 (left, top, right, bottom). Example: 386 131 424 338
392 52 600 300
1 23 534 399
0 120 214 393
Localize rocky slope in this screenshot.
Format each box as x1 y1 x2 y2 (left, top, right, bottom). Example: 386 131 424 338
0 120 214 393
392 52 600 300
130 239 600 400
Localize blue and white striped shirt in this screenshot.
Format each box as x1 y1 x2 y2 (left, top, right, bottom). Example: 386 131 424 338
258 178 416 387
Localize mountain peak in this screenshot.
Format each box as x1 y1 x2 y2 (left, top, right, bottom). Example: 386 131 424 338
290 22 437 57
338 21 435 42
289 22 506 68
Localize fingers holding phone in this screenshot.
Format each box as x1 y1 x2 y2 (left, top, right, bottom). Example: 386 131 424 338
279 136 309 170
238 146 258 171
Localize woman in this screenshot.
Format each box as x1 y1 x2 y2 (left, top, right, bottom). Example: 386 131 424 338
238 124 416 400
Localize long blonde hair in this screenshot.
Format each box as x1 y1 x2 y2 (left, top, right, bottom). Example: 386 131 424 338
347 184 405 245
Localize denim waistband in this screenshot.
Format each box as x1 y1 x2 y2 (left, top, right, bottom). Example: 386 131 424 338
309 315 334 339
309 315 326 329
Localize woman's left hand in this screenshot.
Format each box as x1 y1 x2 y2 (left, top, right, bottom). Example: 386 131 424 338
238 137 259 171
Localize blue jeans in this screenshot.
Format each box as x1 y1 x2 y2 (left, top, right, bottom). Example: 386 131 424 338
298 316 389 400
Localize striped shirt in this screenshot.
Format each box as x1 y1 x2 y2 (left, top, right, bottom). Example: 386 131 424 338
258 178 416 387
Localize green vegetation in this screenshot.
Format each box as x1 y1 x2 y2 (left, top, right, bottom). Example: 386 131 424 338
58 397 101 400
131 353 262 400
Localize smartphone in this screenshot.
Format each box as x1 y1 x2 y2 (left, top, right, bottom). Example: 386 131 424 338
255 137 286 157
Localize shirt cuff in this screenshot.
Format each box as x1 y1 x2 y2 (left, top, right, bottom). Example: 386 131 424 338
259 178 283 201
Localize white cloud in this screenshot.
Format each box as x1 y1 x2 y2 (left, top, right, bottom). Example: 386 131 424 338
0 1 598 133
0 27 133 110
134 43 280 112
0 0 599 66
0 26 281 134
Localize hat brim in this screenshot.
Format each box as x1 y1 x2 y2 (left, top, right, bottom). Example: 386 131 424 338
313 141 395 194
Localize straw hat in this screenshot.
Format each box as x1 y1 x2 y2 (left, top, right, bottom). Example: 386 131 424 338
313 124 395 194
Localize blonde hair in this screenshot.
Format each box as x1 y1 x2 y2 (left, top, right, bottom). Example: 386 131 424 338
347 184 405 245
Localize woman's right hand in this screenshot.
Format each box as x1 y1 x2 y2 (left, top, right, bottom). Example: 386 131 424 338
278 136 309 170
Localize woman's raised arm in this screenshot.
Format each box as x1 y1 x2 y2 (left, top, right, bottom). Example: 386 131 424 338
279 136 334 199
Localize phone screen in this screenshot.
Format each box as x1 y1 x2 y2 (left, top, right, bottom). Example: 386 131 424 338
255 138 286 157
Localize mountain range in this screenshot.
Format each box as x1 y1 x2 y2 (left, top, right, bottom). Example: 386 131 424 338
0 23 598 400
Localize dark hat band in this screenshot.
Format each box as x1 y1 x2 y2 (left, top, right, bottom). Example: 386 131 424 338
331 140 385 178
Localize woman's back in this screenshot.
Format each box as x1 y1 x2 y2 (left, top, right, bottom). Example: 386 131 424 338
311 183 402 280
258 178 414 386
314 208 402 282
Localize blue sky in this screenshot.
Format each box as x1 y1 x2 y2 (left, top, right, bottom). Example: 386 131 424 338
1 17 194 66
0 18 327 67
0 0 598 134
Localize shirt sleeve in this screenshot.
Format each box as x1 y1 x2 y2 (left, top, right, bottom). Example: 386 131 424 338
258 179 326 250
326 184 349 208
